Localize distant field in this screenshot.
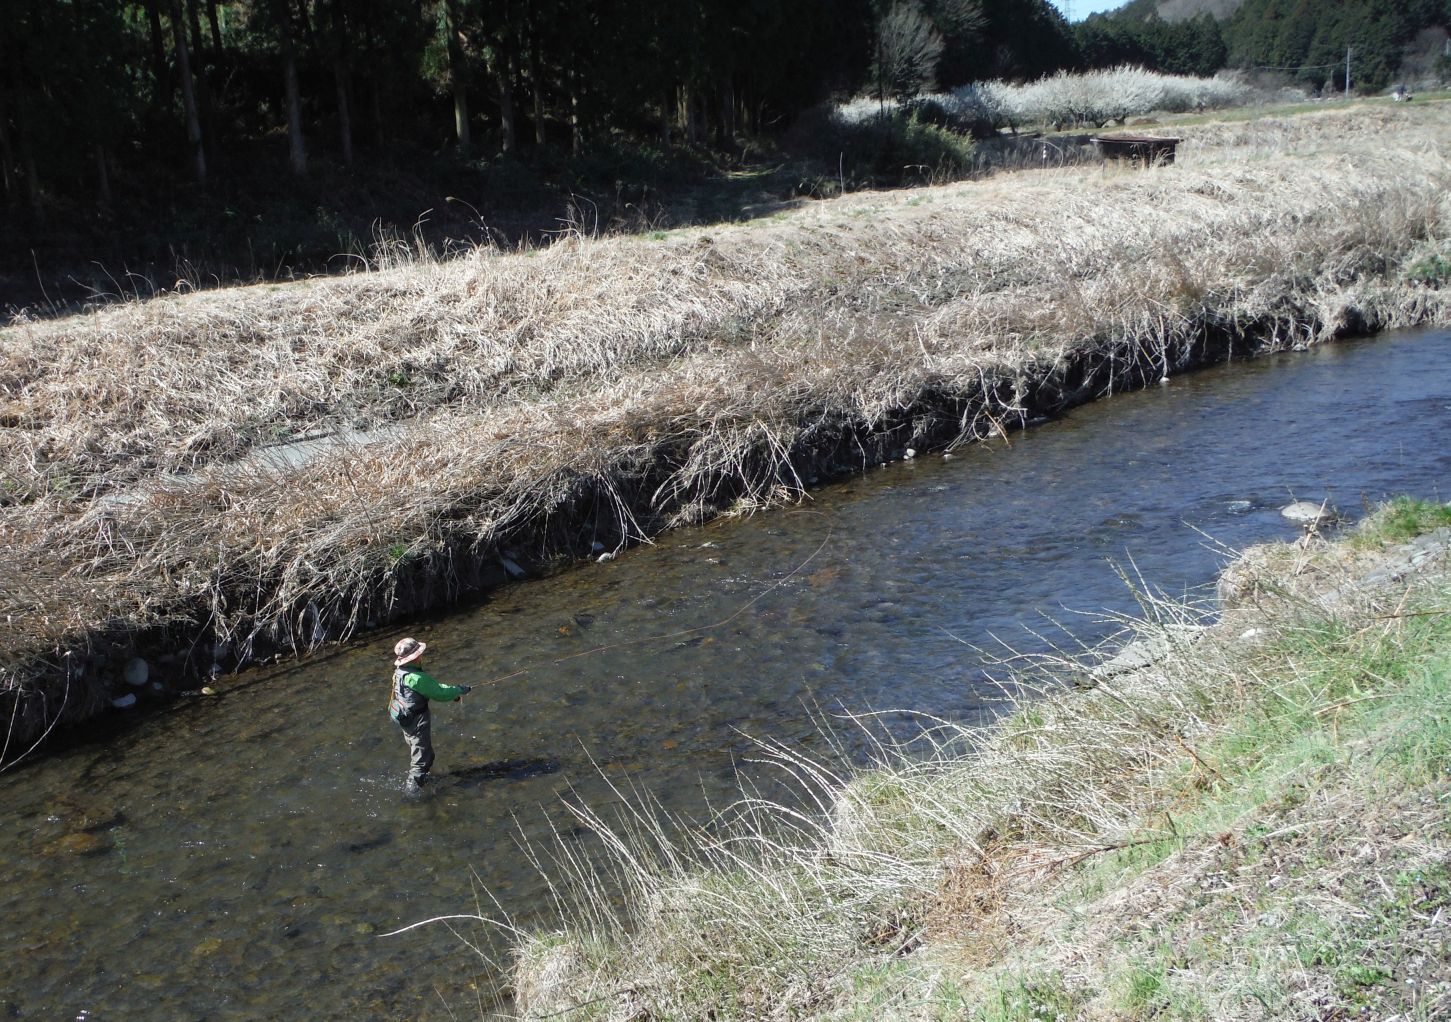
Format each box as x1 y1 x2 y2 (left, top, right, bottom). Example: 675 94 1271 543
2 102 1450 751
1138 91 1451 130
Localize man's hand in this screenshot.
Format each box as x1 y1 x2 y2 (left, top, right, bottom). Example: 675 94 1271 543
459 685 473 696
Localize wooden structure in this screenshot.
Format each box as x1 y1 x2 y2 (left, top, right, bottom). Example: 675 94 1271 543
1090 133 1181 166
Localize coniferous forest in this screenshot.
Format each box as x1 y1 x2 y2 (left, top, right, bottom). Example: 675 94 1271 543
2 0 1449 309
1081 0 1451 89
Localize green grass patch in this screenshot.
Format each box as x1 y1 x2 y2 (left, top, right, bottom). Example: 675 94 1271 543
1055 570 1451 1019
1110 947 1212 1019
971 971 1083 1022
1364 647 1451 784
1406 252 1451 287
1353 496 1451 549
1068 566 1451 917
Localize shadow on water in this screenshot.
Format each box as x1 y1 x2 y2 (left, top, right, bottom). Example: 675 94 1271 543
1 329 1450 1019
5 644 367 783
436 758 563 789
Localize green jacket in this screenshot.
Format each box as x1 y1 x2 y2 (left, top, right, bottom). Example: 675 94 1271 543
390 666 467 719
401 669 467 702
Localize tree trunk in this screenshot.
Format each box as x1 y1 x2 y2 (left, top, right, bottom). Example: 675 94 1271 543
15 101 42 220
334 61 354 166
568 65 581 155
682 85 698 145
528 36 545 146
22 144 41 221
453 88 472 156
276 0 308 177
186 0 219 172
95 144 112 209
498 48 516 154
145 0 173 102
0 107 16 207
330 0 353 166
444 0 471 154
363 14 385 147
206 0 223 53
186 0 207 59
170 0 207 183
719 79 735 146
660 90 672 149
371 77 385 148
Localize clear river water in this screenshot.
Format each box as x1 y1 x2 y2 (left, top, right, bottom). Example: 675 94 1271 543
3 329 1451 1019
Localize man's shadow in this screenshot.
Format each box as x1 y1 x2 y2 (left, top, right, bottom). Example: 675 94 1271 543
443 757 561 788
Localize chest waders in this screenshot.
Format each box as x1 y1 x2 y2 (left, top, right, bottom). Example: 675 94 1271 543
389 667 428 719
390 667 434 784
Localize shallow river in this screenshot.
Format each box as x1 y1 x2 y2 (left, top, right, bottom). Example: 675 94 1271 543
4 329 1451 1019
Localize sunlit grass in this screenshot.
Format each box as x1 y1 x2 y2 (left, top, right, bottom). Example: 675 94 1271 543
1351 495 1451 549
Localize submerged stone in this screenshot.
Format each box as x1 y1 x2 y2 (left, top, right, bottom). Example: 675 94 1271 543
43 831 111 857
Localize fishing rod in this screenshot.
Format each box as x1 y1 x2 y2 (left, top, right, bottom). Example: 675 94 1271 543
471 509 834 689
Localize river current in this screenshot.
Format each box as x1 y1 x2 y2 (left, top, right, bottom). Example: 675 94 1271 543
3 329 1450 1019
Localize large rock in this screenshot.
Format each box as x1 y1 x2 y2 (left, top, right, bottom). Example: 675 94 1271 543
1281 500 1335 525
1357 527 1451 589
1090 624 1207 681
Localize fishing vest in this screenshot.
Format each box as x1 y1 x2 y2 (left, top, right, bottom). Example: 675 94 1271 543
389 667 427 719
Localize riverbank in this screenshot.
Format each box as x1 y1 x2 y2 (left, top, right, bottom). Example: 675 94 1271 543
4 102 1451 757
509 497 1451 1020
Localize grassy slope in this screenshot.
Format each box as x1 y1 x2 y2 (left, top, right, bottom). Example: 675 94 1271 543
510 499 1451 1021
3 103 1451 742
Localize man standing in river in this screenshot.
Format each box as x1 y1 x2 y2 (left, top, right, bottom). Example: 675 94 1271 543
388 637 471 793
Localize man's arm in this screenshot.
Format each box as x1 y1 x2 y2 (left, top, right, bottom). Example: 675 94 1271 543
403 670 470 701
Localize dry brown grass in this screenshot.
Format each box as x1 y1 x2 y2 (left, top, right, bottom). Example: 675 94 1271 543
3 103 1451 743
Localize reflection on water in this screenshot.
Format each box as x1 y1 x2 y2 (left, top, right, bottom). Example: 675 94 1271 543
3 330 1451 1019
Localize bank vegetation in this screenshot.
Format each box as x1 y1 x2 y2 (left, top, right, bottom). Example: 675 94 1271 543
841 65 1268 135
3 102 1451 754
508 499 1451 1020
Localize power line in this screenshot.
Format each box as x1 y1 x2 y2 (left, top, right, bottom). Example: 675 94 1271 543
1250 61 1341 71
1249 46 1355 84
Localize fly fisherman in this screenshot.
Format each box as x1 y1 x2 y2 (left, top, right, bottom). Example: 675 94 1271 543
388 637 471 792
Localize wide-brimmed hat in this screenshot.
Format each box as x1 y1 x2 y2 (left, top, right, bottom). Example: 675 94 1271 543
393 637 427 666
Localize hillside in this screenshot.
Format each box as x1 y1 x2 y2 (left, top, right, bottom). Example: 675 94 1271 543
1114 0 1246 22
